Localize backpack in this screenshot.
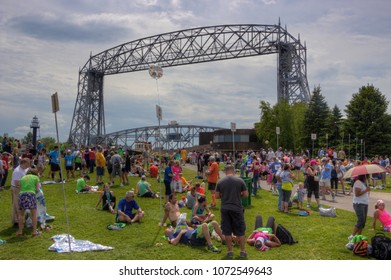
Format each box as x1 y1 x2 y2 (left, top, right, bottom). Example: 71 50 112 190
276 224 297 245
352 239 368 257
371 232 391 260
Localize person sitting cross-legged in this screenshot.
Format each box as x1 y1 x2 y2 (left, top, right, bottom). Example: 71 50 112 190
116 191 144 224
164 221 224 253
137 175 158 198
96 183 116 214
76 175 91 193
191 196 215 227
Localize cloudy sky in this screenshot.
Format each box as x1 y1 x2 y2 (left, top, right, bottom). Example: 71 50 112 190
1 0 390 142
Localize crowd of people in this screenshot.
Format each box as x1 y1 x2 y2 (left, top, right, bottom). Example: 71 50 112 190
1 135 391 257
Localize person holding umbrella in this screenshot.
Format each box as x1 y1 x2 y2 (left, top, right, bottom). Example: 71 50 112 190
343 161 386 240
348 174 370 240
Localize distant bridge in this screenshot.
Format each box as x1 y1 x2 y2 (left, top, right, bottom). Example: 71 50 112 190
101 124 224 150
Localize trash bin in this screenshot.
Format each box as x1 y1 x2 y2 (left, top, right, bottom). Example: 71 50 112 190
240 177 252 207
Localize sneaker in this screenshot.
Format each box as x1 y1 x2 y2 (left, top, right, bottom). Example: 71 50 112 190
207 244 221 253
120 183 124 187
226 251 234 258
348 235 354 241
240 251 247 258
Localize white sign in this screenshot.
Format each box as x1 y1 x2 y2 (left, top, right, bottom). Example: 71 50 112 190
230 122 236 132
276 127 280 135
311 133 317 140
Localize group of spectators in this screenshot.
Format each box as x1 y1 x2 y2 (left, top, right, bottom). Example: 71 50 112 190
2 136 391 257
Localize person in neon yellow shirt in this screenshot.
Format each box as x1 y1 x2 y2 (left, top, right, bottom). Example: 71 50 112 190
17 168 41 237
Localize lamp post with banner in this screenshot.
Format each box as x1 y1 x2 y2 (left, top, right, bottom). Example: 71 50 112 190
231 122 236 164
311 133 317 158
276 127 280 150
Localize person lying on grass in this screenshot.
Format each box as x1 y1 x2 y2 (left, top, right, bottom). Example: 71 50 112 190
96 183 116 214
116 191 144 224
164 221 224 253
246 229 281 251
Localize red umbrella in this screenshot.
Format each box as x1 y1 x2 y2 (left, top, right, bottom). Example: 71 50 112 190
343 164 387 179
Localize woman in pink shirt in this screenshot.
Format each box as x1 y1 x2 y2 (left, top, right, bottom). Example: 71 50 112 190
373 200 391 232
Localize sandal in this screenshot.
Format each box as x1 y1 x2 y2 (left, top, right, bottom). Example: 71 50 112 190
32 231 42 237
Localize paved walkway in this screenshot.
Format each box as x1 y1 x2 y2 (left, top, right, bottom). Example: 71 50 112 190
183 164 391 217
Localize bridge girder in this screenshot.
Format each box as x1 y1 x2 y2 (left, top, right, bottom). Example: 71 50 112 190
69 24 310 146
104 124 224 150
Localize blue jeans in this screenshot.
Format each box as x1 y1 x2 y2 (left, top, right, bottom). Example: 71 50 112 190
276 182 283 209
252 173 259 195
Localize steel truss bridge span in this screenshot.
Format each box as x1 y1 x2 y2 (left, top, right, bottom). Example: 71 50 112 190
104 124 224 150
69 23 310 146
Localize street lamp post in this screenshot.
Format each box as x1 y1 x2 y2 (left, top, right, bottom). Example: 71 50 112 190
276 127 280 150
231 122 236 164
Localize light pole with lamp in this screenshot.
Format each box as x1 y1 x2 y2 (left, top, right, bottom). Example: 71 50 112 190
276 127 280 150
311 133 316 158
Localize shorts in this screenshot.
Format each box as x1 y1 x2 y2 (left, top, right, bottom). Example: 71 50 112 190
281 190 292 203
18 192 37 210
194 222 214 238
50 163 60 172
75 162 82 170
171 180 182 193
65 165 74 171
96 166 104 176
189 232 206 246
353 203 368 229
220 208 246 237
384 225 391 232
116 212 135 223
208 182 216 191
112 167 121 176
102 196 116 210
319 179 331 187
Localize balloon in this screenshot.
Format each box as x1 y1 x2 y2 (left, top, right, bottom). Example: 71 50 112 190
149 65 163 79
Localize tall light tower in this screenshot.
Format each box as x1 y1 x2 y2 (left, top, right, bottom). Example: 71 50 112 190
30 116 40 153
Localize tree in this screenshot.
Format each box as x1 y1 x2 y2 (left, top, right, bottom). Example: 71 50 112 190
325 105 343 149
40 137 56 151
255 100 307 152
303 86 331 154
255 101 276 148
22 132 33 145
344 84 391 158
291 102 308 153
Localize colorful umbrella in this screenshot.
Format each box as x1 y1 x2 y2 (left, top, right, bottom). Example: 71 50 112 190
343 164 387 179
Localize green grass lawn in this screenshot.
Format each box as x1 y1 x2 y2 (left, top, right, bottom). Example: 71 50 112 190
0 166 389 260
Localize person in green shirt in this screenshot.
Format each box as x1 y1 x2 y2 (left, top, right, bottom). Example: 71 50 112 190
137 175 157 198
17 168 41 237
76 175 91 193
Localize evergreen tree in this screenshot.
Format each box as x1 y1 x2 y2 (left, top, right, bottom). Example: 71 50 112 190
303 86 330 154
325 105 343 149
344 84 391 158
